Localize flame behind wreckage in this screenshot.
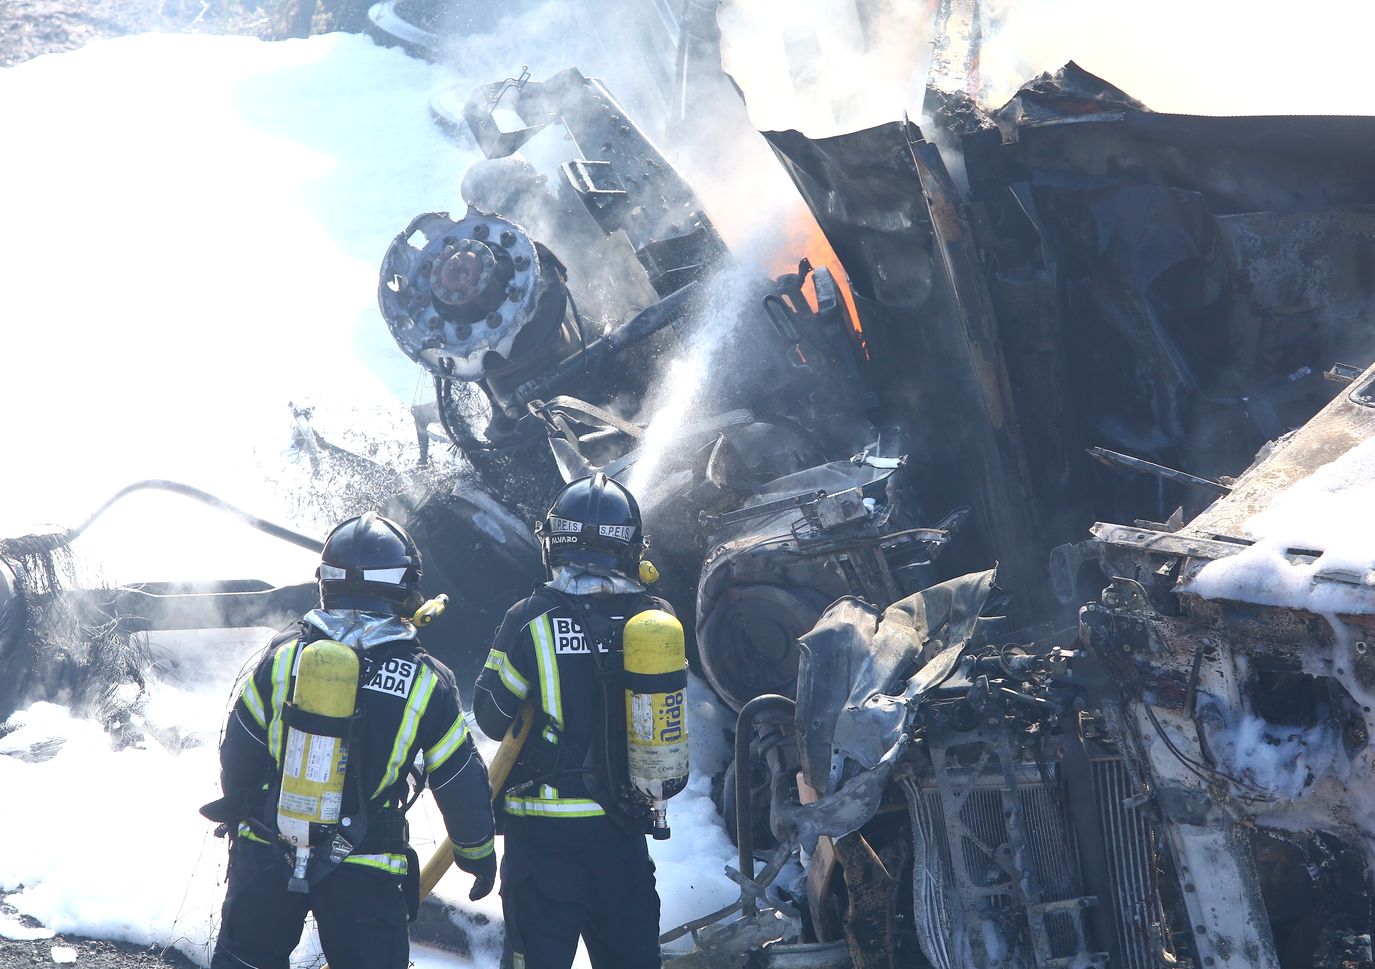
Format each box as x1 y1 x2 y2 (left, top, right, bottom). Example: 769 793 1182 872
6 9 1375 969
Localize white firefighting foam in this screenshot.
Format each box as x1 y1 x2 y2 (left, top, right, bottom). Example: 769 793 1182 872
1189 434 1375 616
0 31 739 967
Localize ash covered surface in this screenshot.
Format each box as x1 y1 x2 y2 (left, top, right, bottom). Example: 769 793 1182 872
2 893 198 967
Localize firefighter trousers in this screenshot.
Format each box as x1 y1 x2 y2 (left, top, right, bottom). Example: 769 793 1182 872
500 814 662 969
209 836 409 969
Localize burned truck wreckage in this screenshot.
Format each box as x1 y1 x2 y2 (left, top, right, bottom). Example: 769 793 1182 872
7 40 1375 969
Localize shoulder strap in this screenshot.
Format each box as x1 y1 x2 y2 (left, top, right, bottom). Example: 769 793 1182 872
537 586 654 660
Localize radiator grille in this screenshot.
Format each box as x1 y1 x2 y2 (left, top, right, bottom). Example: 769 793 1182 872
903 744 1098 969
1092 758 1160 969
900 736 1173 969
958 788 1009 887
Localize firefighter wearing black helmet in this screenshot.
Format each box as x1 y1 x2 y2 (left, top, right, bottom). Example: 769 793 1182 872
205 511 497 969
474 472 672 969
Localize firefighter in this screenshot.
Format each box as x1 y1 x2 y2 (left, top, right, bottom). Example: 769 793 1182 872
474 472 672 969
203 511 497 969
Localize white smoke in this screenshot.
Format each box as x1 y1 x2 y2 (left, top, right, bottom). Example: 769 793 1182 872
977 0 1375 114
719 0 1375 136
718 0 935 137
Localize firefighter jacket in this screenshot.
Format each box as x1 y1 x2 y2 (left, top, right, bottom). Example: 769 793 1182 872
218 609 496 877
474 587 673 822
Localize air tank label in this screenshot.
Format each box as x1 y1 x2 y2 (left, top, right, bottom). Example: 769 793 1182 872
280 791 319 816
631 693 655 739
362 657 418 698
628 689 687 748
284 730 306 778
305 736 336 783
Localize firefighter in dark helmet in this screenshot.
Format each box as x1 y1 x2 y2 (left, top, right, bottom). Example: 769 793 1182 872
204 511 497 969
474 472 674 969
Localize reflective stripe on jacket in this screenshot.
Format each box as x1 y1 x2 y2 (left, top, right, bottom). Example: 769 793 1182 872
219 616 494 874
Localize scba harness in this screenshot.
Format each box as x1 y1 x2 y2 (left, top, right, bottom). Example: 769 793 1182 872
503 587 661 834
205 628 429 918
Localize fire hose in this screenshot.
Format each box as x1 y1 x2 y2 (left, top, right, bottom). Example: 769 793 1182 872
0 479 324 559
317 699 536 969
416 697 537 898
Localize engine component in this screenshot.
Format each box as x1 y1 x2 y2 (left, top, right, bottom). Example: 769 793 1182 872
623 609 689 839
696 460 953 711
378 208 569 383
277 638 359 892
457 66 727 298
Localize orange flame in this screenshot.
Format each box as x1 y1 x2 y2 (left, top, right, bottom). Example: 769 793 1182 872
774 208 865 345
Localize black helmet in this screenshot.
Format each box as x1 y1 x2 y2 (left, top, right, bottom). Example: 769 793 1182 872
536 473 645 577
317 511 424 614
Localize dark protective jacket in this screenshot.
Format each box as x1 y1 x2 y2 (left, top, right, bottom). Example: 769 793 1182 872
473 587 672 822
218 609 495 877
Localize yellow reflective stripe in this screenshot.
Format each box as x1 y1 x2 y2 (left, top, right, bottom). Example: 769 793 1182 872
241 678 267 728
452 837 494 860
237 826 407 874
343 852 408 875
425 712 470 773
531 613 562 728
504 795 604 818
236 823 271 844
373 664 437 798
487 648 531 700
267 639 300 763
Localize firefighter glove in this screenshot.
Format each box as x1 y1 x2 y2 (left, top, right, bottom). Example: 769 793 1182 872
453 839 497 901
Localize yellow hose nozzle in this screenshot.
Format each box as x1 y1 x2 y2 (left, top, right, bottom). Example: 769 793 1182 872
413 594 449 626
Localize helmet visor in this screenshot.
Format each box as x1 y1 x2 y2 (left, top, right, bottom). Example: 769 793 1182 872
318 564 412 584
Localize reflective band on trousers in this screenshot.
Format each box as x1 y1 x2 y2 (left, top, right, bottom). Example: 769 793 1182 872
504 795 605 818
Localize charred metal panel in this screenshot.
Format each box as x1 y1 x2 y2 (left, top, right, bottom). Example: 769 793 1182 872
1008 111 1375 214
463 66 727 297
964 69 1375 543
1080 376 1375 969
1183 367 1375 541
763 65 1375 630
765 122 1046 618
764 123 937 317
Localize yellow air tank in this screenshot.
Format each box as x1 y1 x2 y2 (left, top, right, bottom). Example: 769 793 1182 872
277 639 359 892
623 609 689 839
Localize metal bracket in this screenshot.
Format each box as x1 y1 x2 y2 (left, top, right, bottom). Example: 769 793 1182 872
1090 522 1253 562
